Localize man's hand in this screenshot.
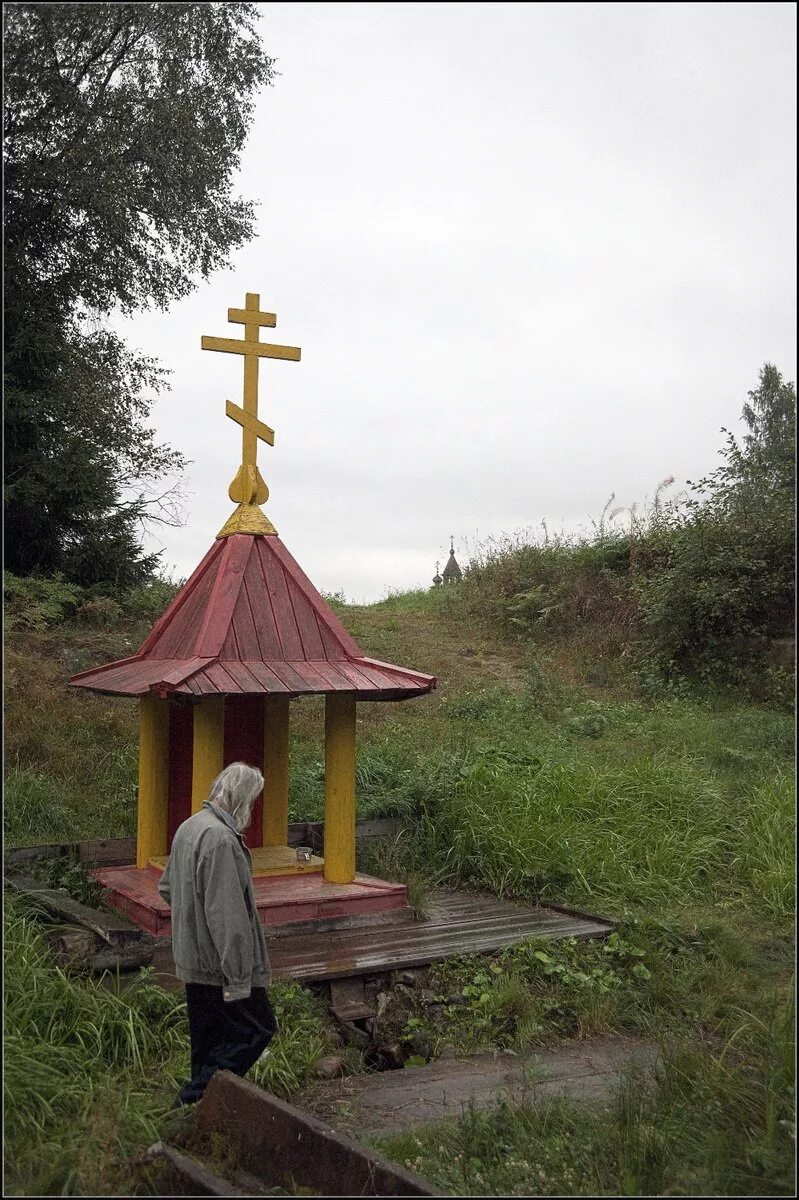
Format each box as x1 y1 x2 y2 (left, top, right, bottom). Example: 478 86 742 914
223 983 252 1002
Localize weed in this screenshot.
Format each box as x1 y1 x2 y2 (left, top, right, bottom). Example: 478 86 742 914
249 981 329 1098
26 856 106 908
3 902 188 1195
374 1002 795 1195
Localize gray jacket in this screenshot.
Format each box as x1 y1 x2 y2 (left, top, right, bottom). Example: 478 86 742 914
157 801 271 1000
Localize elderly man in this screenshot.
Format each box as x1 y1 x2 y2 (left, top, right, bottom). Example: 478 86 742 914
158 761 278 1106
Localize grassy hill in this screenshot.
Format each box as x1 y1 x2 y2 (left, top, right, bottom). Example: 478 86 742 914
5 584 793 917
3 583 795 1196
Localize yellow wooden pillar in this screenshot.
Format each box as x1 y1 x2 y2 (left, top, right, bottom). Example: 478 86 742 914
191 696 225 813
136 695 170 868
262 696 290 848
323 693 356 883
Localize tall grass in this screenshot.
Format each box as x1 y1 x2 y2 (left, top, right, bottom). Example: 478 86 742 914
374 1000 795 1196
341 693 795 922
4 632 138 847
3 899 187 1195
737 773 796 920
458 527 639 665
3 899 334 1195
412 751 735 907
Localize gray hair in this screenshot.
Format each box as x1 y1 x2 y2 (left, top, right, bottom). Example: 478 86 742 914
208 762 264 832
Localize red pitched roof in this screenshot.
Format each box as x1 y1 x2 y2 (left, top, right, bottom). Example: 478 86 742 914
69 534 436 701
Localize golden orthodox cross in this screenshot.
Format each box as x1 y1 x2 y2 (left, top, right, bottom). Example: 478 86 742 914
201 292 301 536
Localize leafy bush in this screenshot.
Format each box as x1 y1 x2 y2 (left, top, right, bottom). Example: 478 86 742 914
459 365 794 699
3 572 84 630
76 596 123 627
121 576 182 622
632 366 794 693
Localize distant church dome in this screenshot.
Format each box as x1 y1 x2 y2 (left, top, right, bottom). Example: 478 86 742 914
432 561 443 587
441 537 462 585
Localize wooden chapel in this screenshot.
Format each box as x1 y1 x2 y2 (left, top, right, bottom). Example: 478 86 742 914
69 293 435 931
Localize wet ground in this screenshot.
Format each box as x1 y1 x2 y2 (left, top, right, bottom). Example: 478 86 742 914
296 1035 660 1137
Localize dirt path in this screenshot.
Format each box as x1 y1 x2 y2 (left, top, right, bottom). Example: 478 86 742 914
298 1036 659 1137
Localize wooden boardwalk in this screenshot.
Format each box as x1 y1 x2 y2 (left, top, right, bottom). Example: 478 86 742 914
72 886 613 992
266 891 613 983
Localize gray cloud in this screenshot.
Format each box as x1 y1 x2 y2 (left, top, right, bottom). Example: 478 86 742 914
112 1 796 601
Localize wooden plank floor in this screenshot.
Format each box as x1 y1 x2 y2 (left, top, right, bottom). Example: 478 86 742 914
267 891 614 983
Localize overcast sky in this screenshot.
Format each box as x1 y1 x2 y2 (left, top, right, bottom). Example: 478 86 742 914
113 1 797 602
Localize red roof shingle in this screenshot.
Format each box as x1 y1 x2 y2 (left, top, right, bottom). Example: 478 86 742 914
69 535 436 701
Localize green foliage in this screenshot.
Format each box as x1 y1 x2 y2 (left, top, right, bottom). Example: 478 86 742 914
3 572 83 630
4 2 273 317
249 981 329 1098
26 857 106 908
635 365 795 690
456 365 794 699
122 576 182 622
735 773 796 921
4 319 180 587
76 596 124 628
398 750 735 908
375 1000 795 1196
3 570 181 635
3 767 82 846
4 2 274 585
385 935 656 1059
374 585 465 617
461 529 637 662
3 901 189 1195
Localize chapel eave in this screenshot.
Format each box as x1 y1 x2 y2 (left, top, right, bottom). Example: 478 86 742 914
68 533 436 701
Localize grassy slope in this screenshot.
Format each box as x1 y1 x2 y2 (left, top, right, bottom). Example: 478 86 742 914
3 588 796 1196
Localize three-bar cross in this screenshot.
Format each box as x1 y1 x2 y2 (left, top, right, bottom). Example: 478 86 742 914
201 292 301 508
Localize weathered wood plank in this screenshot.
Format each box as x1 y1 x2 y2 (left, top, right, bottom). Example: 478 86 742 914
143 1141 250 1197
266 889 614 982
4 841 74 865
47 926 155 972
136 541 223 656
256 541 304 660
285 578 326 660
243 549 283 660
193 536 251 659
197 1071 442 1196
4 837 138 867
4 874 150 945
78 836 137 865
268 538 364 660
3 820 400 870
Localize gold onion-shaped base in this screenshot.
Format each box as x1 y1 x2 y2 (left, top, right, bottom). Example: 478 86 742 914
217 503 277 538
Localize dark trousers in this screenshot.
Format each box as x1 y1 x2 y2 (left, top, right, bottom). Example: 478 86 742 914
177 983 278 1105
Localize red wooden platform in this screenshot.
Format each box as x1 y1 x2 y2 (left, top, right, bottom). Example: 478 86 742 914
92 865 408 936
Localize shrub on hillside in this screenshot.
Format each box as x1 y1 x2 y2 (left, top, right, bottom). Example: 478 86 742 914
3 571 182 632
460 366 794 699
3 572 84 630
120 577 182 622
460 531 638 656
76 596 123 627
635 365 795 690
